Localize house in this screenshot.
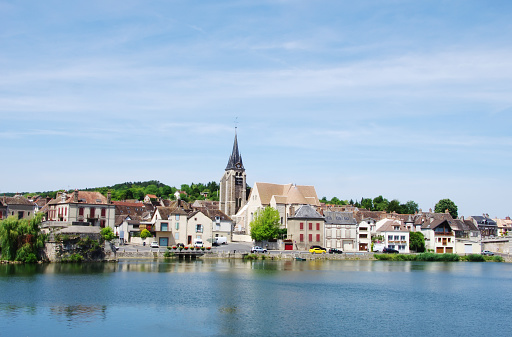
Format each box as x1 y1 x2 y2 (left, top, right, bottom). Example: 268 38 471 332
144 194 158 203
323 211 358 252
187 210 214 247
357 217 377 251
0 199 7 219
287 205 325 251
45 190 115 228
151 206 189 247
377 219 410 253
469 215 498 237
112 201 152 244
494 217 512 236
421 219 456 254
0 195 37 220
195 208 233 243
450 218 481 254
236 182 320 233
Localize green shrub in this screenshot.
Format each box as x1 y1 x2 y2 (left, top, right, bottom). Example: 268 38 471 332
463 254 485 262
244 254 258 260
492 255 504 262
62 253 84 263
163 251 174 258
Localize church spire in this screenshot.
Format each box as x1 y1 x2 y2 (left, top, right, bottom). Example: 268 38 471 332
225 130 244 171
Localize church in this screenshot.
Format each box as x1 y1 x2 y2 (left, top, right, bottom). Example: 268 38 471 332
219 130 321 234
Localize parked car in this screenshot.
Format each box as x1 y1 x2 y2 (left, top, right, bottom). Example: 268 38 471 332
212 241 220 247
251 246 267 253
328 248 343 254
310 245 324 250
481 250 494 256
193 239 204 248
150 241 159 248
309 247 326 254
383 247 399 254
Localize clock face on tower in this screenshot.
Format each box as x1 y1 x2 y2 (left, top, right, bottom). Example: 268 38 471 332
235 162 242 169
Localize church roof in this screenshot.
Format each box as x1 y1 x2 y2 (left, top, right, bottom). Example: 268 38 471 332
225 131 244 170
255 182 320 206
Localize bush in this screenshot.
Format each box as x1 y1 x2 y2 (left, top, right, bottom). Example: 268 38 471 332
62 253 84 263
492 255 504 262
244 254 259 260
462 254 485 262
163 251 174 258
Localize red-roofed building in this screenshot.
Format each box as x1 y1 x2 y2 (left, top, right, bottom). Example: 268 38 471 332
46 190 115 228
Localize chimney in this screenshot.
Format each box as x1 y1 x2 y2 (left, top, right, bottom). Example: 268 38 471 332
506 216 511 220
445 209 449 214
74 189 78 203
429 208 432 212
107 190 111 204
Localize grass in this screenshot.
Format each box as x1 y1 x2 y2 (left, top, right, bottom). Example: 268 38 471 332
375 253 505 262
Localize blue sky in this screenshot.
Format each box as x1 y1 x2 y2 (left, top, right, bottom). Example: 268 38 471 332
1 0 511 218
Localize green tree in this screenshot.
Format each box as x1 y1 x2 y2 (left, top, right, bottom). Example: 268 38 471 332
409 232 425 252
140 229 151 240
402 200 419 214
373 195 389 211
100 227 115 241
386 199 401 213
361 198 373 210
0 213 45 262
250 207 281 241
434 199 458 218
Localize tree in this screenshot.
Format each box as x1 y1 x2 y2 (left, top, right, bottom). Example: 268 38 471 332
409 232 425 252
373 195 389 211
140 229 151 240
402 200 419 214
386 199 401 213
0 213 45 262
250 207 281 241
360 198 373 211
100 227 115 241
434 199 458 218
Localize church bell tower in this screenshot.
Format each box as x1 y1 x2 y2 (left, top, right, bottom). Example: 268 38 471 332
219 130 247 217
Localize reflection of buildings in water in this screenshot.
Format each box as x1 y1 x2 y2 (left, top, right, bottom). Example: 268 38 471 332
41 263 118 274
50 305 107 322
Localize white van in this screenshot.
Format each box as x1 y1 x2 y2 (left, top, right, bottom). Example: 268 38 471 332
215 237 227 245
193 239 203 248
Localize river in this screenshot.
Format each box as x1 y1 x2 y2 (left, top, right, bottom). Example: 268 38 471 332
1 259 511 336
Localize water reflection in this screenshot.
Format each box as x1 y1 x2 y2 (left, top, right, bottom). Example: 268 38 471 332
50 305 107 323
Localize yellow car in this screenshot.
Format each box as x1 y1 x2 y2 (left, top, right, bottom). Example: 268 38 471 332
309 247 326 254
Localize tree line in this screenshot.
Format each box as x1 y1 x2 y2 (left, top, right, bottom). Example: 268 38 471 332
320 195 419 214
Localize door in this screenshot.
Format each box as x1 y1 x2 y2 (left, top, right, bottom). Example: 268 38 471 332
436 247 444 253
359 243 367 251
465 244 472 254
159 237 168 247
284 243 293 251
188 236 192 245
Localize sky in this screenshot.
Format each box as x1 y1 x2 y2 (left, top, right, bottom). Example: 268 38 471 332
1 0 511 218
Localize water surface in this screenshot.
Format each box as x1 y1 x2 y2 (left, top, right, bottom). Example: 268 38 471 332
1 259 510 336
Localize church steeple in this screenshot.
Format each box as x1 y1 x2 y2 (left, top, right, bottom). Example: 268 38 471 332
225 131 244 171
219 129 247 216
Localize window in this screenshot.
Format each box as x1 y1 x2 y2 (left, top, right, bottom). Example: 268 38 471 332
196 224 203 233
100 220 106 228
309 223 312 230
300 234 304 242
360 234 367 238
360 227 368 231
101 208 106 217
300 222 304 230
176 223 179 230
175 233 179 240
316 223 320 231
388 235 393 241
400 236 406 241
90 208 95 218
394 235 399 241
308 234 312 242
175 214 180 220
161 223 168 231
316 234 320 242
64 208 67 216
79 207 84 216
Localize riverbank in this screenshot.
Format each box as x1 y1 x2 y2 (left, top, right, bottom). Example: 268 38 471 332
115 251 512 262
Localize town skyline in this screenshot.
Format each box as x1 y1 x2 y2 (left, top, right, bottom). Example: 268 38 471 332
1 1 511 218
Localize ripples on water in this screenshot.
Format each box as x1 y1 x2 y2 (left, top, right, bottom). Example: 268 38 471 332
1 260 511 336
